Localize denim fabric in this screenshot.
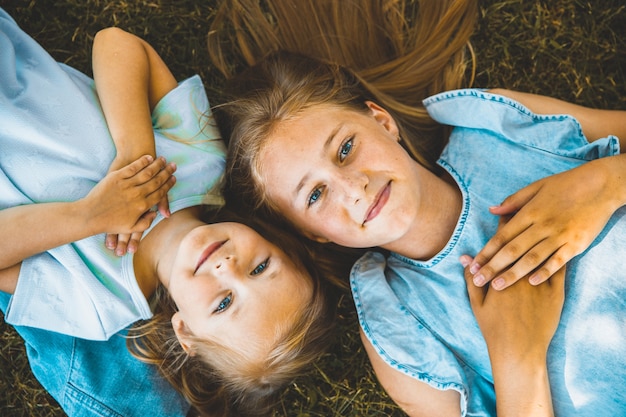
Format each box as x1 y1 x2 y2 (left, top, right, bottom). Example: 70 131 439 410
351 89 626 416
1 292 190 417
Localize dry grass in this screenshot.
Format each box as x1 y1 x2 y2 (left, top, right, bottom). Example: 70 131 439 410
1 0 625 416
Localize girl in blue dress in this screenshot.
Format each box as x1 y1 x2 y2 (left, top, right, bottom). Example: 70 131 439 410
208 0 626 415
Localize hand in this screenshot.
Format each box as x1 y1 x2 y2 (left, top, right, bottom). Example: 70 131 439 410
466 159 622 290
104 155 173 256
83 155 176 247
462 255 565 361
463 257 564 417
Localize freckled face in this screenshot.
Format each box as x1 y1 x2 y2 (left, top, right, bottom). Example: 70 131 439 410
167 222 312 358
258 102 427 249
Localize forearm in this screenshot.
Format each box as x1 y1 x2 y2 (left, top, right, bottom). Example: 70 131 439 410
92 27 177 161
491 353 554 417
0 201 93 270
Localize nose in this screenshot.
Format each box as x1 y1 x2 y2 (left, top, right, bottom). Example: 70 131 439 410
333 168 368 204
214 255 237 275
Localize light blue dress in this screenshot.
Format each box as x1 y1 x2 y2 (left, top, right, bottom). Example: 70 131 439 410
0 7 226 415
351 89 626 416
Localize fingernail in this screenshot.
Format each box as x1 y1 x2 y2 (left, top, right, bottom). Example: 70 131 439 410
459 256 470 267
492 278 505 290
473 274 485 286
469 263 481 275
529 274 540 285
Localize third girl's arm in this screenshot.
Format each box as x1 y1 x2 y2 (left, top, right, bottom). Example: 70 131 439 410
467 90 626 290
92 27 178 255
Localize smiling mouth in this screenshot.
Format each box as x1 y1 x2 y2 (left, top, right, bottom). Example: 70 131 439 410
194 240 226 273
363 181 391 225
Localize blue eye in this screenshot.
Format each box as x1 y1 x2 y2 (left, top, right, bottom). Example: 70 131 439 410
251 258 269 275
215 293 232 313
307 187 323 207
339 137 353 162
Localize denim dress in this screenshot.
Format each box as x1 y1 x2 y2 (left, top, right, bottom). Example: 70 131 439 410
351 89 626 416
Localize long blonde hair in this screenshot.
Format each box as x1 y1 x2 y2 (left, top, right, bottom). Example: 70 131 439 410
127 208 341 417
208 0 477 221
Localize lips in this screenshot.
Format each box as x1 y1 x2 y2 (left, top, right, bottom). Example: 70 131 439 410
364 181 391 224
194 240 226 273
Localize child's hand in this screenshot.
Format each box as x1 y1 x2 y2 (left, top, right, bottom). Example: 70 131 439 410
466 159 622 290
104 155 174 256
463 257 564 417
463 255 565 360
83 155 176 250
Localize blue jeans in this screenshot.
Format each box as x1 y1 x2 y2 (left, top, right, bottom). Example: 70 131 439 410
1 292 190 417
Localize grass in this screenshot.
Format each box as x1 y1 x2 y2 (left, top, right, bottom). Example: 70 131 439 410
1 0 625 416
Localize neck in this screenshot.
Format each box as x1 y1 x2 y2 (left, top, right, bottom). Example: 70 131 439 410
133 206 204 298
385 171 462 260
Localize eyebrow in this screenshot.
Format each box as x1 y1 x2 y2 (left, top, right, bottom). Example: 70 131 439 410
294 123 343 197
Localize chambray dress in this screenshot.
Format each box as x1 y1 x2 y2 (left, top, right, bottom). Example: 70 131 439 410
0 7 225 415
351 89 626 416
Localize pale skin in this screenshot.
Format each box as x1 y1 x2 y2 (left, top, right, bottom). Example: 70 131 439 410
92 26 179 256
257 92 625 415
0 28 312 358
261 93 626 290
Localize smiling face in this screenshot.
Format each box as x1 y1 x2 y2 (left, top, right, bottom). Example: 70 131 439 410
258 101 429 250
167 222 312 361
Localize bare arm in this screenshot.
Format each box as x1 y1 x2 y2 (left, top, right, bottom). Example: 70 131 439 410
468 89 626 290
465 256 563 416
361 259 564 416
0 156 176 290
360 329 461 417
92 27 178 255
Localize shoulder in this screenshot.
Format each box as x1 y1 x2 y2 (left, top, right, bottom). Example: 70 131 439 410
360 329 461 417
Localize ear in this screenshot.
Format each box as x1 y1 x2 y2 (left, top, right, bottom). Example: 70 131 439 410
171 312 194 355
365 100 400 139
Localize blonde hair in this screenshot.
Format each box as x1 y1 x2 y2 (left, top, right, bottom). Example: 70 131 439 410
127 208 340 417
209 0 477 221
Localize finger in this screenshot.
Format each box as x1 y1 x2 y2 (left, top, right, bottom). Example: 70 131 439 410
142 175 176 209
528 246 571 286
156 195 171 218
462 256 486 307
549 266 566 293
126 231 144 254
105 233 118 250
471 223 537 286
133 158 175 186
488 184 539 216
116 155 155 179
469 220 532 278
132 210 158 232
115 234 130 256
490 238 568 290
545 266 566 311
